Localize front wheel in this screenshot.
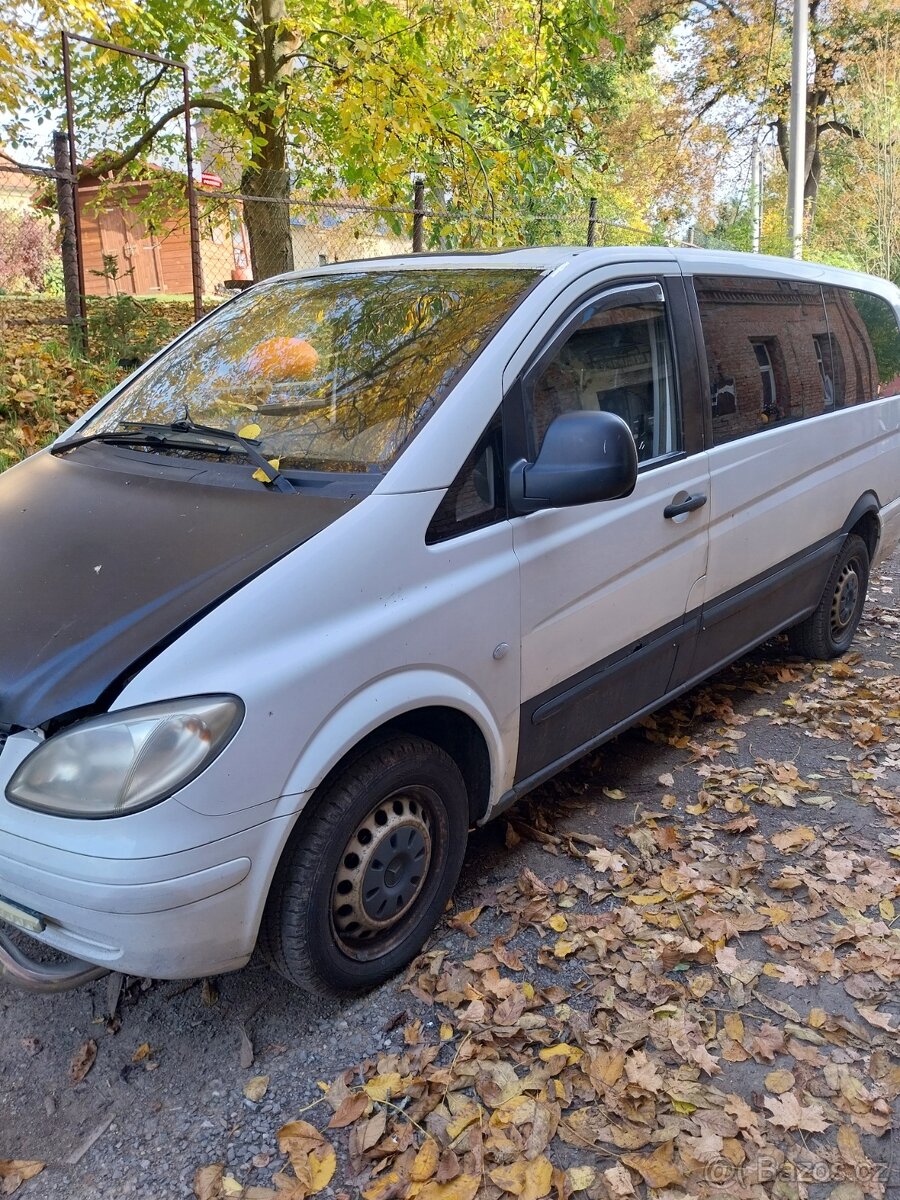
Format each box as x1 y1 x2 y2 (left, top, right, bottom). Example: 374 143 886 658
787 533 870 660
261 734 468 995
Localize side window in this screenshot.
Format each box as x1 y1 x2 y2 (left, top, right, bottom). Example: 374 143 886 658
695 275 829 443
822 287 900 405
426 409 505 543
526 296 680 464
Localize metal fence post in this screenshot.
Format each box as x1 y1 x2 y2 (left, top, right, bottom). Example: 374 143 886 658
586 197 598 247
412 178 425 253
53 130 84 355
181 64 203 322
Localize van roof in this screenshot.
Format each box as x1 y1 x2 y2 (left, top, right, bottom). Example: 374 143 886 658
276 245 899 301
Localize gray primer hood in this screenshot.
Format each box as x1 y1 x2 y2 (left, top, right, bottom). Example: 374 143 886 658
0 450 356 729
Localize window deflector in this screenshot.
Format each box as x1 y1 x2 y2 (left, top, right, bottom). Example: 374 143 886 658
522 282 666 396
520 281 672 464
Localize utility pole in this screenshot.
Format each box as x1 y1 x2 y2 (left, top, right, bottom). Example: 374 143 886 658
751 139 762 253
787 0 808 259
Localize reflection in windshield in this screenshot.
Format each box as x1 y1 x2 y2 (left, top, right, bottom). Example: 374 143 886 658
83 270 537 473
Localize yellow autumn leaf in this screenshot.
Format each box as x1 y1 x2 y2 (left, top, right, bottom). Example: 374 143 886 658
416 1176 481 1200
490 1155 553 1200
553 937 577 958
522 981 535 1000
603 787 626 800
771 825 816 852
411 1137 440 1182
547 913 568 932
364 1072 402 1102
439 1023 454 1041
362 1170 403 1200
621 1141 685 1189
566 1165 597 1192
238 422 261 439
132 1043 151 1063
446 1100 482 1140
879 898 895 921
450 906 483 927
765 1069 795 1094
724 1012 744 1040
243 1075 269 1102
539 1042 582 1065
0 1162 45 1192
252 458 280 482
221 1176 244 1196
309 1143 336 1191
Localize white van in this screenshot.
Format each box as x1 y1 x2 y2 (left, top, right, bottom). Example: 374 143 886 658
2 248 899 996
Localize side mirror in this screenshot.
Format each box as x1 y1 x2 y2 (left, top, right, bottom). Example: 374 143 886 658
509 410 638 514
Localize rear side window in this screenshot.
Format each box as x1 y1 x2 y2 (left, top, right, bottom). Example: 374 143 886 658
695 275 830 444
822 288 900 404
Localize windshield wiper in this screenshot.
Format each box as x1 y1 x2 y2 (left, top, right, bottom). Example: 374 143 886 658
52 416 294 493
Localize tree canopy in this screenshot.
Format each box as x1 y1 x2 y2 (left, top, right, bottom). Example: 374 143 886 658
2 0 896 282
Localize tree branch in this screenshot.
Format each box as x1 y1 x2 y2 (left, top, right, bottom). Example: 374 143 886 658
85 97 249 176
693 0 749 27
818 119 864 140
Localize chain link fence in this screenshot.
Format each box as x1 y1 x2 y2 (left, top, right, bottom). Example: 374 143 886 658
0 139 697 364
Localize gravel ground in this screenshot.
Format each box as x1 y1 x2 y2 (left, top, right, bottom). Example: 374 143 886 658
2 549 899 1198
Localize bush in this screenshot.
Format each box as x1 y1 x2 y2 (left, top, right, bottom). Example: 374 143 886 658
0 209 56 293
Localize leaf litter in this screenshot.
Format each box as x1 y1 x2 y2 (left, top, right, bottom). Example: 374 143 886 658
195 573 900 1200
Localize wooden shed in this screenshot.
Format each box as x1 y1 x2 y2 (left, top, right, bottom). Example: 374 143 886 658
75 168 249 297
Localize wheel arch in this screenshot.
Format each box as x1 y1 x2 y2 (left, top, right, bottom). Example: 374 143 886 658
278 672 508 826
843 492 881 560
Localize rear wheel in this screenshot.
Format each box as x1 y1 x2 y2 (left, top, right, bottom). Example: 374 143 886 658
261 734 468 995
787 533 869 660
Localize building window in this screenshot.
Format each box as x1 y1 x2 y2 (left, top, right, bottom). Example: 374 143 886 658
750 340 781 421
814 332 846 409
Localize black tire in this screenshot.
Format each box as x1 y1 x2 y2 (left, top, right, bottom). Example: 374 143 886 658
787 533 869 660
261 734 468 996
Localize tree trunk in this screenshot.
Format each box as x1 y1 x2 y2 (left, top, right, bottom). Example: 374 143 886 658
242 165 293 280
775 111 822 211
241 0 297 280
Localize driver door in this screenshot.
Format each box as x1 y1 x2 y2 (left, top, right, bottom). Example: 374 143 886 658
508 274 711 784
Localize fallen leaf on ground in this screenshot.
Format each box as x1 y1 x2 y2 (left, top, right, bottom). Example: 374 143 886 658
243 1075 270 1103
68 1039 97 1085
763 1092 830 1132
0 1161 44 1197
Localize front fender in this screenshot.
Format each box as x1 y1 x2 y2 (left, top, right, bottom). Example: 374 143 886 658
273 668 511 818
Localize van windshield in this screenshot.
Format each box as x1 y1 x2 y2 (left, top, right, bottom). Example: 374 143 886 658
81 269 537 473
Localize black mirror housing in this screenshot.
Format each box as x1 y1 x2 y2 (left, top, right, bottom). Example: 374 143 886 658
509 410 638 514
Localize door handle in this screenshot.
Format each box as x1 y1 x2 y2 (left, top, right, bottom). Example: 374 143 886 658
664 493 707 519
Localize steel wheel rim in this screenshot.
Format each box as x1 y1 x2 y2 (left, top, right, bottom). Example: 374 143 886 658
331 787 435 960
831 560 861 639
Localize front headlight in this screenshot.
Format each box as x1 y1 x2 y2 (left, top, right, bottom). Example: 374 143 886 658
5 696 243 818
